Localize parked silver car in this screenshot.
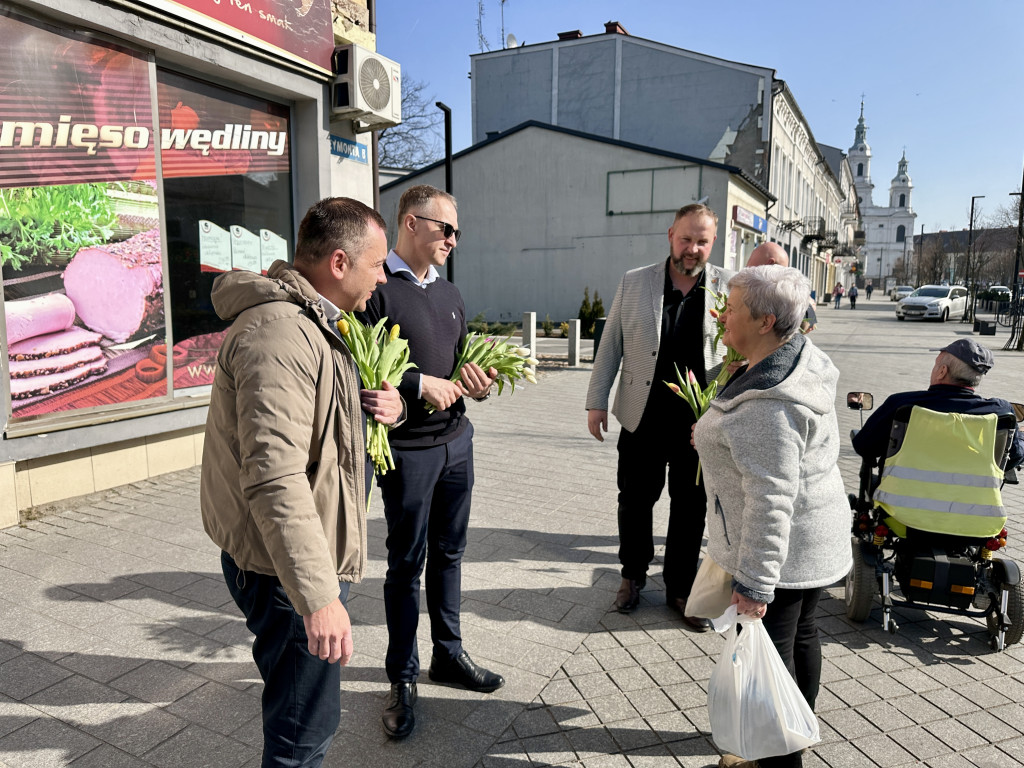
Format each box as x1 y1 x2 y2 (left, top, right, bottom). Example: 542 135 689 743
895 285 968 321
889 285 915 302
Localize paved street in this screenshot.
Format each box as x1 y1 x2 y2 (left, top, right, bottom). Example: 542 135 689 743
2 297 1024 768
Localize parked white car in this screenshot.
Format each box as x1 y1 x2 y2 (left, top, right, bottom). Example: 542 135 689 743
895 285 969 321
890 285 915 302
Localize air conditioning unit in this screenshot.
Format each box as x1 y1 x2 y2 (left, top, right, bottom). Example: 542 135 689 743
331 44 402 131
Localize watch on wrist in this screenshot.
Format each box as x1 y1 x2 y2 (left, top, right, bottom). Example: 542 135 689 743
474 389 492 402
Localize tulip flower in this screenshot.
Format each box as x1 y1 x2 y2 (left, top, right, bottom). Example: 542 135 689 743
337 312 416 475
426 332 537 413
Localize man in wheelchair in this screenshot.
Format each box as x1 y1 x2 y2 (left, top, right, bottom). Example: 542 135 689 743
847 339 1024 650
853 339 1023 470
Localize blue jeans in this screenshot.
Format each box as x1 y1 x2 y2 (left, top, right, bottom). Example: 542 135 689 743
834 295 841 309
222 551 350 768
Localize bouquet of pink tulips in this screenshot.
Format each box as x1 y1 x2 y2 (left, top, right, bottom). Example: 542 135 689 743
666 365 717 485
664 288 742 484
705 287 746 387
425 333 538 414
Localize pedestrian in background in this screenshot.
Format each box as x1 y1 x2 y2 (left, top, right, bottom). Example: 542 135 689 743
586 203 733 630
201 198 403 767
848 283 858 309
362 184 505 741
866 282 874 300
833 282 843 309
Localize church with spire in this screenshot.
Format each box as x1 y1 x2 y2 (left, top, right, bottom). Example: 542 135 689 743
847 102 917 286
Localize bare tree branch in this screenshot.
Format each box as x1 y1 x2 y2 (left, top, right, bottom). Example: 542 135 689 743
377 76 444 170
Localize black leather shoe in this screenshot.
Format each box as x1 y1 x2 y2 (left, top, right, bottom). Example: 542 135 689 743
668 596 712 633
428 651 505 693
381 682 417 739
614 578 642 613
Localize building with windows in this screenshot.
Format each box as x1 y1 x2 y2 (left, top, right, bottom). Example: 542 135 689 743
847 103 917 287
0 0 388 524
379 121 771 323
470 21 852 298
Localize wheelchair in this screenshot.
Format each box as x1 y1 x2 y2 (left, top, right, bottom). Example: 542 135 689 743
844 396 1024 651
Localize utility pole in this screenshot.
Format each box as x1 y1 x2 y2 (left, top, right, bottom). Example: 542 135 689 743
964 195 984 323
1006 167 1024 350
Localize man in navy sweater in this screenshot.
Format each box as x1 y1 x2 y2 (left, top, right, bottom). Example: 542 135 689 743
362 185 504 740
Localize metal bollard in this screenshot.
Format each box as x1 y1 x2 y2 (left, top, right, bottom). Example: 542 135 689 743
521 312 537 359
568 319 581 366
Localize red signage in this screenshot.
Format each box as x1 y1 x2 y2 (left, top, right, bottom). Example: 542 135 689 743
0 25 154 187
135 0 334 74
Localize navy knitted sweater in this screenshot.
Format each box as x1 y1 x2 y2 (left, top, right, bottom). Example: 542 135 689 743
360 264 469 448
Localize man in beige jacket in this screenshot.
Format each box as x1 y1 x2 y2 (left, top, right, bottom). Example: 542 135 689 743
201 197 402 767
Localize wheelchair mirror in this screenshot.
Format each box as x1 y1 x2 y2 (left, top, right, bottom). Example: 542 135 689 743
847 392 873 411
1012 402 1024 423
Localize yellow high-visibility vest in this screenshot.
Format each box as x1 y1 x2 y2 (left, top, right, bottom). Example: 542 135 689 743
875 406 1005 538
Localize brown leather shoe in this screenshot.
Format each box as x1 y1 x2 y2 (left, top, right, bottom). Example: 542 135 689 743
668 597 712 633
613 578 641 613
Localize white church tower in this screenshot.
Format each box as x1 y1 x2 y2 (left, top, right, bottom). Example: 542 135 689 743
848 101 874 208
849 103 918 285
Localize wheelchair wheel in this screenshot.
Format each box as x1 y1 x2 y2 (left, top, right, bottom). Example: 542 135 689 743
845 537 875 622
987 581 1024 647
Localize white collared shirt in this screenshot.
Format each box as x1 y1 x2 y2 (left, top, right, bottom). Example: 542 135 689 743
319 295 343 340
387 250 438 288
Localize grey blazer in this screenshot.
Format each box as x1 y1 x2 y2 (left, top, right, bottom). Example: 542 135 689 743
585 260 735 433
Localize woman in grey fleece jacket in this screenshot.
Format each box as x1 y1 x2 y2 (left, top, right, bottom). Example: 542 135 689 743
693 266 851 768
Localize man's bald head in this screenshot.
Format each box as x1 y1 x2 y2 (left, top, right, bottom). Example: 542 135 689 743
747 242 789 268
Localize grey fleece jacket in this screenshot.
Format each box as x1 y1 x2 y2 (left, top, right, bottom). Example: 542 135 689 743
693 335 852 602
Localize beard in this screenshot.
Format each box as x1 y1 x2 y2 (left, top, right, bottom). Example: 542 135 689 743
669 250 705 277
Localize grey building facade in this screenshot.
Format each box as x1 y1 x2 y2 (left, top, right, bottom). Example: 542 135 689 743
380 122 770 323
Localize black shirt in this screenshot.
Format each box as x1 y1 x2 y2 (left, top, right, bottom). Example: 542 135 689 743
645 262 708 423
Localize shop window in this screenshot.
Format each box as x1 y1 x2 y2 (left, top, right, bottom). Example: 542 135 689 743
1 13 167 422
157 69 293 394
1 11 292 426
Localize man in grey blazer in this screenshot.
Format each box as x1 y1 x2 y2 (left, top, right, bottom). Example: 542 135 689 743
585 203 734 630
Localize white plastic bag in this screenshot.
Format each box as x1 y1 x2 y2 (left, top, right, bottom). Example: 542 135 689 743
707 606 820 761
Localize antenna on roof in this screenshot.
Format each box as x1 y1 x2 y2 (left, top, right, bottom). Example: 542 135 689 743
506 33 518 48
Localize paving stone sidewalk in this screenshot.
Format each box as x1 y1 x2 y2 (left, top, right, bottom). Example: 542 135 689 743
2 301 1024 767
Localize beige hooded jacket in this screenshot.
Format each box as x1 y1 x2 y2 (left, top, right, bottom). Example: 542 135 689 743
201 260 367 615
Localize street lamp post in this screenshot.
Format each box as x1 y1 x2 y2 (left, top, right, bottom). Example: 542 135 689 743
1007 166 1024 351
964 195 984 323
435 101 454 283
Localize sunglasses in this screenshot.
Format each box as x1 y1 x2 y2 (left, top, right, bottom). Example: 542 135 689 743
413 215 461 243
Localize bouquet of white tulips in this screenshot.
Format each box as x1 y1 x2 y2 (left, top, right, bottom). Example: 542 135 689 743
426 333 538 413
336 312 417 475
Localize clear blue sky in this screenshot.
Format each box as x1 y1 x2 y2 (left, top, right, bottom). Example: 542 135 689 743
377 0 1024 233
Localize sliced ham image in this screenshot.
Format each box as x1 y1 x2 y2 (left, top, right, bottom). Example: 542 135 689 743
9 359 108 400
3 293 76 346
7 327 104 360
7 346 105 379
63 228 164 343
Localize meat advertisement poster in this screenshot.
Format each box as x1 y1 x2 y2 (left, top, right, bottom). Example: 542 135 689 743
1 15 169 419
133 0 333 74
